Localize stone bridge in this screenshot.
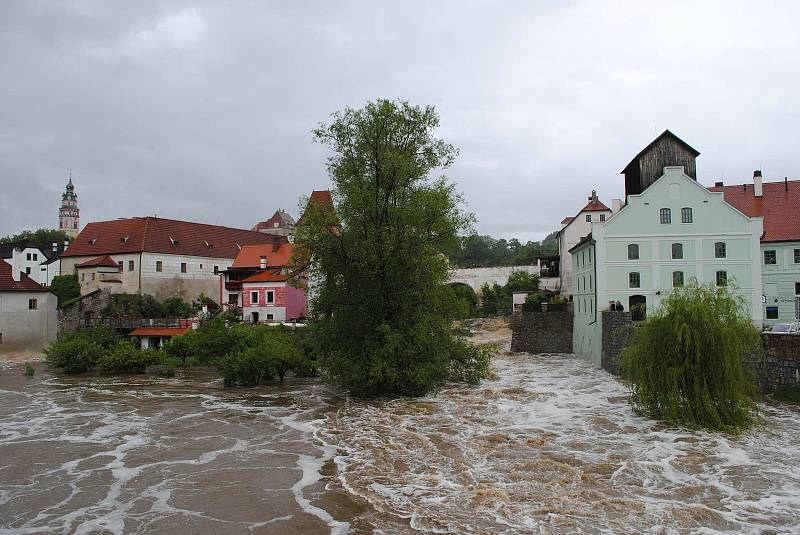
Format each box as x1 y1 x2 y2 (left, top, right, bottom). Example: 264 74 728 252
449 265 560 294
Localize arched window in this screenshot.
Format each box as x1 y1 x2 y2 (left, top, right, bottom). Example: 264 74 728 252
628 244 639 260
681 207 693 223
660 208 672 224
672 243 683 259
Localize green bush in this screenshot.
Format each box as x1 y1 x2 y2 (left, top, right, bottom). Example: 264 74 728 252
222 348 277 387
45 338 104 373
160 297 192 318
448 283 479 319
524 293 547 305
620 282 761 432
220 327 308 386
96 342 162 374
448 340 494 385
23 363 35 377
58 326 121 350
549 296 567 305
50 275 80 308
162 331 198 364
773 386 800 404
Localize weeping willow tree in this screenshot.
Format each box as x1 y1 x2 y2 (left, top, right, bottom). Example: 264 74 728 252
620 282 761 432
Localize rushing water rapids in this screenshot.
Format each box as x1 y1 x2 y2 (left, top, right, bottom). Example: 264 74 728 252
1 325 799 534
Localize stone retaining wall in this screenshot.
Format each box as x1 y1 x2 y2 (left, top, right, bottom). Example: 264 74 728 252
600 311 634 375
510 305 573 354
57 289 111 336
750 334 800 393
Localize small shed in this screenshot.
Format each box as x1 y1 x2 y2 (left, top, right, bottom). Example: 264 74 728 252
129 326 191 349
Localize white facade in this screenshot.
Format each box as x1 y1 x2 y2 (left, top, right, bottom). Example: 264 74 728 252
4 247 50 286
0 291 57 355
558 202 613 297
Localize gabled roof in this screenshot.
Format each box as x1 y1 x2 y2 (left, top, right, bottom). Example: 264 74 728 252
60 217 284 259
621 129 700 174
298 190 335 225
129 326 192 337
0 260 51 292
708 179 800 243
579 199 611 212
241 269 290 283
251 210 296 232
568 233 593 253
230 243 293 269
76 255 120 268
560 216 575 226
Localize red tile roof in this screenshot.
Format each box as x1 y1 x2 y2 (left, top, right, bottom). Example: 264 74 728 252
579 199 611 212
241 269 290 283
230 243 293 269
708 179 800 243
0 260 51 292
251 210 295 232
298 190 335 225
76 255 120 268
561 216 575 226
61 217 285 259
128 326 192 337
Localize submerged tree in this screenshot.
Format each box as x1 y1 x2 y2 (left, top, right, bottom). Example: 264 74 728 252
620 282 761 432
294 99 489 397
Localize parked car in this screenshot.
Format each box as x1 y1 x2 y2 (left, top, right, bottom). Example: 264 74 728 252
768 322 800 334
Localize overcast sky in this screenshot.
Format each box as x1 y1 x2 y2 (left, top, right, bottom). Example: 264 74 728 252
1 1 798 242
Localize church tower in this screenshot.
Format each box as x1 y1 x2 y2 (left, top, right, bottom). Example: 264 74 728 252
59 175 80 238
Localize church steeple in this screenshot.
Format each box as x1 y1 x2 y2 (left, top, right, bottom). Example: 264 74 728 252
59 174 80 238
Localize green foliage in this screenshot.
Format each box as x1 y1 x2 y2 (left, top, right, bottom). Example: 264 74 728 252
96 342 162 374
160 297 192 318
45 338 104 373
50 275 80 308
162 331 198 364
296 99 487 397
102 293 162 318
479 283 508 316
448 340 494 385
505 271 540 294
620 282 761 432
549 296 567 305
447 283 478 319
773 386 800 404
191 318 240 362
221 327 313 386
0 228 71 252
524 292 547 305
23 363 35 377
445 234 558 268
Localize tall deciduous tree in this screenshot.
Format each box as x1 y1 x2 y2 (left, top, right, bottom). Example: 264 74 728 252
294 99 488 397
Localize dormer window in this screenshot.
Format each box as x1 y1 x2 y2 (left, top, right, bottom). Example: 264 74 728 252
169 236 179 246
120 236 130 244
204 240 212 249
88 238 97 245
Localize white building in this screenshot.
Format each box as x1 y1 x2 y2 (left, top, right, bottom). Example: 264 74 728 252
0 259 57 355
556 191 615 297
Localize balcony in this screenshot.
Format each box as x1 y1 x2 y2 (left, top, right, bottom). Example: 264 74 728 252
225 281 242 292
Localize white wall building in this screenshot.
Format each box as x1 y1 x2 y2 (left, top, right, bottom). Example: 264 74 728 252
0 260 57 355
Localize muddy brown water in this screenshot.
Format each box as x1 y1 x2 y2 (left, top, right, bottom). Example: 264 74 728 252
1 332 799 534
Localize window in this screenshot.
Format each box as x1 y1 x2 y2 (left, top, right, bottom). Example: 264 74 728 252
600 214 606 222
716 270 727 286
628 244 639 260
660 208 671 224
213 266 219 274
585 214 591 222
28 298 37 310
91 273 95 281
588 248 592 263
673 271 684 287
629 272 640 288
200 264 203 270
794 249 800 264
267 291 275 304
25 267 31 275
764 250 776 265
766 306 779 320
26 253 31 260
681 207 693 223
33 253 38 261
796 282 800 295
180 262 187 273
266 314 274 321
129 260 134 271
81 273 85 281
156 261 163 272
118 262 123 273
714 242 726 259
672 243 683 260
251 291 259 304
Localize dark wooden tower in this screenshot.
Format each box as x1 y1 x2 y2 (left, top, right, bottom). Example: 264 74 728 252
622 130 700 200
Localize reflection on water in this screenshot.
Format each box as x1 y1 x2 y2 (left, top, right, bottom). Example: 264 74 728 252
1 335 799 534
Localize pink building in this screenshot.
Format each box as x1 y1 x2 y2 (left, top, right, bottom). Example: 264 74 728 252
220 243 307 323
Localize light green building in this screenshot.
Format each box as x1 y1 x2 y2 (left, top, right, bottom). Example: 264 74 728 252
570 131 766 367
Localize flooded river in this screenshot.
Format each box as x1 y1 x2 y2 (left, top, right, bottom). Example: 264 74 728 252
1 325 799 534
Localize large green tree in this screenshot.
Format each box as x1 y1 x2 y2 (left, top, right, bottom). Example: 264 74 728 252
50 275 80 307
0 229 71 252
295 99 487 397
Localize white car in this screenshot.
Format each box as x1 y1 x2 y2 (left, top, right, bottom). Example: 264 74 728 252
769 322 800 334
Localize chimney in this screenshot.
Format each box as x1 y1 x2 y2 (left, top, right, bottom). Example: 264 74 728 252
11 268 20 282
753 170 763 197
259 255 267 270
612 199 622 213
786 176 789 192
63 240 69 251
714 181 723 187
588 190 598 206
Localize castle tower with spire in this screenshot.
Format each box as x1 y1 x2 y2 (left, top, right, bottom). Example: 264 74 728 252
59 175 80 238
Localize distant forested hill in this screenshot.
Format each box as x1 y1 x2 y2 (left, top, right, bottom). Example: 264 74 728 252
444 232 558 268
